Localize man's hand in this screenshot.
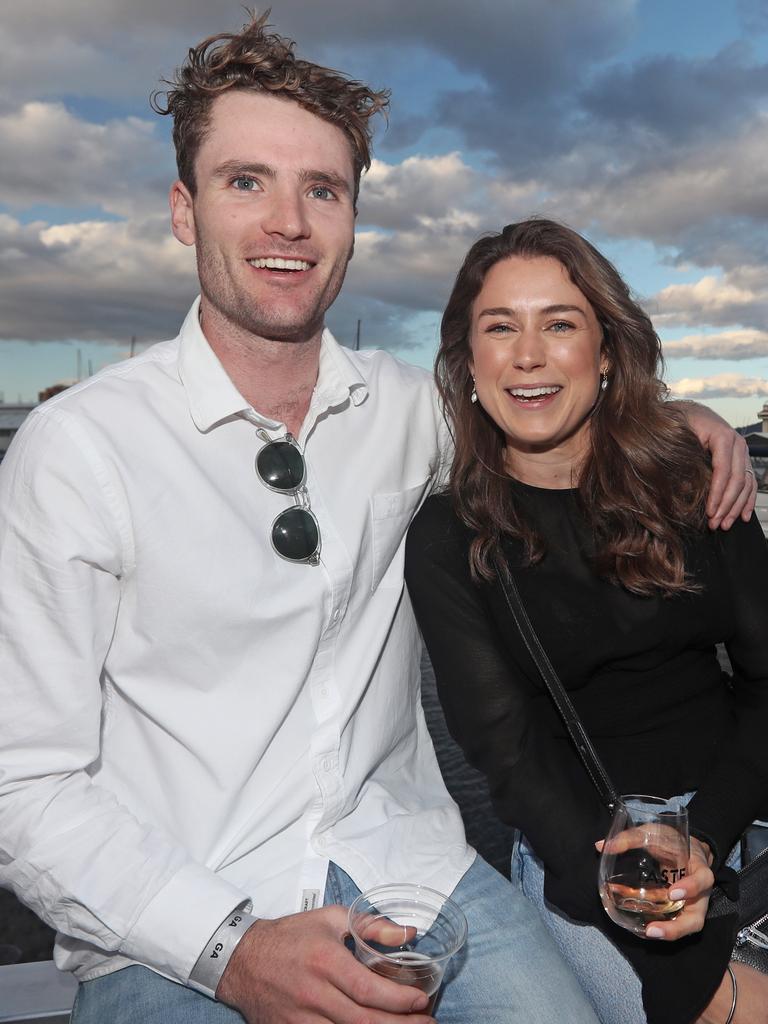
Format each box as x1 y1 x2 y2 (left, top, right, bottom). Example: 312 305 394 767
216 905 435 1024
678 402 757 529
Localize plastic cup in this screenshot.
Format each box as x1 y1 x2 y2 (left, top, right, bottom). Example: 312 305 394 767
348 883 467 1015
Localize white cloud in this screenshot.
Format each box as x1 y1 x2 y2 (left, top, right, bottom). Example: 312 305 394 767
0 213 196 342
359 153 476 231
651 266 768 329
0 102 172 217
668 372 768 399
662 329 768 360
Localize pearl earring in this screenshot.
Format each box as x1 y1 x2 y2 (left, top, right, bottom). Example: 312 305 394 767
470 376 478 404
600 370 608 391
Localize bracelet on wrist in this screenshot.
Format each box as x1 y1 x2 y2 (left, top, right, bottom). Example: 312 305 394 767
188 905 257 999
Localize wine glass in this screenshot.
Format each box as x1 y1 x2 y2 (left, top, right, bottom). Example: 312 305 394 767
598 794 689 936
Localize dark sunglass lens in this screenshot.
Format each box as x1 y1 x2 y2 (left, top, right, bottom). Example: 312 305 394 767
257 441 305 491
272 507 320 562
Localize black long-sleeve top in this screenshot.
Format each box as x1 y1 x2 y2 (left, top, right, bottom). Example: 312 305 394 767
405 481 768 1023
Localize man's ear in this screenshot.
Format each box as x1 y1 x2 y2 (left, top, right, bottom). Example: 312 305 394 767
170 180 196 246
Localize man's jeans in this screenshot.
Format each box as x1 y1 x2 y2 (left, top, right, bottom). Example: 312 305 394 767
71 854 599 1023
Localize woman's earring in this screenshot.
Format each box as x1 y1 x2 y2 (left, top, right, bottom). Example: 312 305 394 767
470 375 478 404
600 370 608 392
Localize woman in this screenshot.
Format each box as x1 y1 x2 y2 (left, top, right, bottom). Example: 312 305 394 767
405 219 768 1024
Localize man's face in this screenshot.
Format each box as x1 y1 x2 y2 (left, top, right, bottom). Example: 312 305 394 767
171 91 356 345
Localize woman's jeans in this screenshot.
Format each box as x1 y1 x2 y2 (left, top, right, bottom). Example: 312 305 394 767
510 811 767 1024
511 833 647 1024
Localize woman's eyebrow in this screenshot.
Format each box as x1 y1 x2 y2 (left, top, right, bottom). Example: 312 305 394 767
477 303 586 318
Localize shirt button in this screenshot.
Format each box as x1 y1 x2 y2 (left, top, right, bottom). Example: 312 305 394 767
316 836 327 850
331 609 340 623
320 687 328 698
321 757 331 772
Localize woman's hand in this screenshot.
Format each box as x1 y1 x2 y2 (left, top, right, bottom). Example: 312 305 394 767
595 834 714 941
643 837 714 941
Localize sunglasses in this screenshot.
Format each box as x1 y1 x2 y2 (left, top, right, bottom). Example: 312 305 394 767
256 431 321 565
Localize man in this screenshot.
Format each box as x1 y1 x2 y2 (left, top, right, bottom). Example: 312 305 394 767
0 15 754 1024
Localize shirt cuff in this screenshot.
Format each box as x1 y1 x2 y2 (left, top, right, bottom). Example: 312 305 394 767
120 861 251 983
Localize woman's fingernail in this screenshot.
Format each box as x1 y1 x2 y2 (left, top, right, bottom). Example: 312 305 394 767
646 926 664 939
669 889 685 900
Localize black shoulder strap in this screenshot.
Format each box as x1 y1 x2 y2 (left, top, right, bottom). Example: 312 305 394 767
497 571 620 813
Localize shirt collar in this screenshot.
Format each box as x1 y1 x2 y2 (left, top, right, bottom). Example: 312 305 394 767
313 328 368 413
177 297 368 433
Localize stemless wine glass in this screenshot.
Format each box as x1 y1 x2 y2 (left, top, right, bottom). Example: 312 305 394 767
598 794 689 936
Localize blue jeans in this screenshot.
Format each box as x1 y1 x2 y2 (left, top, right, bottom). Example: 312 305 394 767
511 819 763 1024
512 833 646 1024
71 854 599 1023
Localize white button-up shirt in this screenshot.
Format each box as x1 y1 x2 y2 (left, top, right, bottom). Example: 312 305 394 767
0 300 472 985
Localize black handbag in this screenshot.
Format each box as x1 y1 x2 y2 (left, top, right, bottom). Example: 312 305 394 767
496 569 768 973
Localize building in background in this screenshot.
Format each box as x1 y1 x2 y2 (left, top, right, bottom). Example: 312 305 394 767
0 404 35 465
0 385 71 464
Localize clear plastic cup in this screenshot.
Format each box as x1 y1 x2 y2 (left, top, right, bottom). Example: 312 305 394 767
348 883 467 1014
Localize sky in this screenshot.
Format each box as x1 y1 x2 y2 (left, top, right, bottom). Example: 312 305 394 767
1 0 767 426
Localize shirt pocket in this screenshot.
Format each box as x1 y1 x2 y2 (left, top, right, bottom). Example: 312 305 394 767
370 481 430 592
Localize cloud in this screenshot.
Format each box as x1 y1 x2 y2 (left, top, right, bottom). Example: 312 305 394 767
0 102 172 216
359 153 477 232
0 0 633 109
535 115 768 259
662 329 768 360
0 4 221 103
667 372 768 399
581 43 768 145
738 0 768 33
0 0 765 361
0 213 196 342
650 266 768 330
345 218 481 314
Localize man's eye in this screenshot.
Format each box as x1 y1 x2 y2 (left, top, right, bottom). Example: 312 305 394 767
232 177 257 191
309 186 334 200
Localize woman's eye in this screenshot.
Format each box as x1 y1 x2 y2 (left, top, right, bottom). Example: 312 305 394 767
550 320 574 333
488 323 512 334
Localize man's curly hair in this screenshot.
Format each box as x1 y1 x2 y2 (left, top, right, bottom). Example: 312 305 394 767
152 10 389 204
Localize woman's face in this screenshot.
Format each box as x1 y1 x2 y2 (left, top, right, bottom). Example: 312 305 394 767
469 255 606 472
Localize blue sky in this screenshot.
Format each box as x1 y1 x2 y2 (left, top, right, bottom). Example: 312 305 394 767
1 0 766 426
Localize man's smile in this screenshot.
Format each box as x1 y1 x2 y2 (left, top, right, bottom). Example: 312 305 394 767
246 257 314 272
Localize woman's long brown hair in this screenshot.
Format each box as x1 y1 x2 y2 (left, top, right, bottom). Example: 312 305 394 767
436 218 710 596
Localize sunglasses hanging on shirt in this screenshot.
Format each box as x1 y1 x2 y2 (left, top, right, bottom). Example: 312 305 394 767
255 431 321 565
